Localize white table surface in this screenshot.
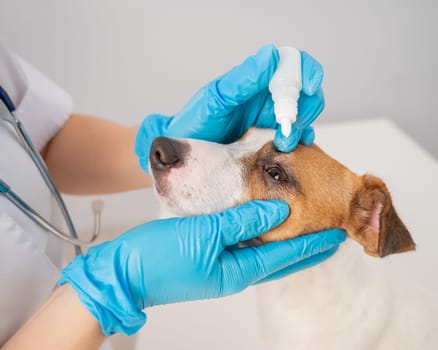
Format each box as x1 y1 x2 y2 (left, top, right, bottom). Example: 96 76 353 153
64 118 438 350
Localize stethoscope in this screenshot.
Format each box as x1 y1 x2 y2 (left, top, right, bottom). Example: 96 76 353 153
0 85 102 255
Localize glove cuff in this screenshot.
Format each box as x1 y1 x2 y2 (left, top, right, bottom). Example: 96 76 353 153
58 253 146 336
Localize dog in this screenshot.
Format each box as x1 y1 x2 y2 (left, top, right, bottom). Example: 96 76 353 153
149 127 438 349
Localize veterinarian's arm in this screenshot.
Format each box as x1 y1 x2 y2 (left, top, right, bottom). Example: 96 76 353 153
42 114 152 195
57 200 345 336
3 201 345 345
2 284 105 350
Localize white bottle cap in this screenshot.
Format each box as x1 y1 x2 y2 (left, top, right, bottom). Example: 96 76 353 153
269 46 302 138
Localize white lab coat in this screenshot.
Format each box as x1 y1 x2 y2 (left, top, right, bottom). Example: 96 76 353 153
0 45 70 345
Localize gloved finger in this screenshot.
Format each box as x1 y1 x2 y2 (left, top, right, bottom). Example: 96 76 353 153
254 246 339 284
135 114 173 173
301 51 324 96
296 88 325 129
210 200 289 248
174 45 279 122
253 92 277 129
252 52 324 130
221 229 346 288
299 126 315 146
273 124 301 152
273 89 324 152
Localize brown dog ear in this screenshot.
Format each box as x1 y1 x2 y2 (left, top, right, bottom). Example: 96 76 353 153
347 175 415 257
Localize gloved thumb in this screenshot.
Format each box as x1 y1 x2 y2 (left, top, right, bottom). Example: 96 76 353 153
206 200 290 248
135 114 173 173
219 229 346 293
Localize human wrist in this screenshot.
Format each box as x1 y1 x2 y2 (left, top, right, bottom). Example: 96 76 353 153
54 284 106 344
2 283 106 350
58 249 147 336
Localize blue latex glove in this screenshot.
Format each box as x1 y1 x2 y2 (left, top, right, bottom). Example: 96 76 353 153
136 45 324 172
59 200 346 336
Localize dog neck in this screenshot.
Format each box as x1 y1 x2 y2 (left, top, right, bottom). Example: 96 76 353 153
257 239 393 349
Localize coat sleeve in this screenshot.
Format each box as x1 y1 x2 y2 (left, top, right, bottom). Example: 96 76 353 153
0 44 72 151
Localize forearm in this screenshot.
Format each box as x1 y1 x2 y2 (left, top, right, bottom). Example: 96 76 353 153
43 114 152 195
2 284 106 350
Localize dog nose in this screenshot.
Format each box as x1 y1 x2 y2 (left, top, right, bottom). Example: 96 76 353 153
150 137 187 171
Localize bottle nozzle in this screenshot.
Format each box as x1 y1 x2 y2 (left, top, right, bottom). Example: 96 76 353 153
279 118 292 137
269 46 302 141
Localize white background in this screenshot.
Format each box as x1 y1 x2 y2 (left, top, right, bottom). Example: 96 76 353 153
0 0 437 157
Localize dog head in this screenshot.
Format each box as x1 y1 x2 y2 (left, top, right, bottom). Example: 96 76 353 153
149 128 415 257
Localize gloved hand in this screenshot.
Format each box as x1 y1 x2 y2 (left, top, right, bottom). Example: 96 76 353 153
59 200 346 336
136 45 324 172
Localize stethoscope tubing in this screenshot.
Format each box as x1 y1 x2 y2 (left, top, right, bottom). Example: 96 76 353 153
0 179 100 247
0 85 101 254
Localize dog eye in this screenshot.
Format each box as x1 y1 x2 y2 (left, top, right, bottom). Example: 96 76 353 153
265 165 288 182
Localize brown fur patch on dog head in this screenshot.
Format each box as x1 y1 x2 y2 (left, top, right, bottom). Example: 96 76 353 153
241 140 415 257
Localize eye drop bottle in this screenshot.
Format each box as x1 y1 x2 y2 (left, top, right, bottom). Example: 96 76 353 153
269 47 302 137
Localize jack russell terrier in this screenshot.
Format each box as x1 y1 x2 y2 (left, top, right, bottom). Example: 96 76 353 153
148 127 438 349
